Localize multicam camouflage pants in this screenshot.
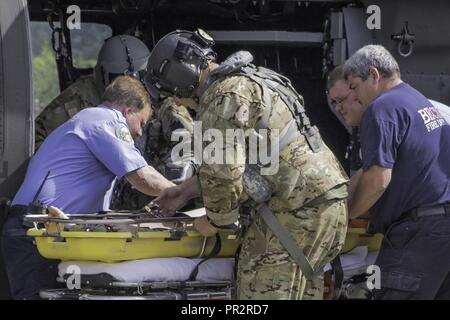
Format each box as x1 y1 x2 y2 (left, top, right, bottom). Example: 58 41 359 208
237 199 347 300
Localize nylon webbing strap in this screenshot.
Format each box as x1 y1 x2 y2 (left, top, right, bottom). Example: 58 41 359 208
256 203 321 280
240 66 321 153
330 256 344 298
187 233 222 281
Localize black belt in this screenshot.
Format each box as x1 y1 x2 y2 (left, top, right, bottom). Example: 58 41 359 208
9 205 49 229
9 205 28 218
8 205 36 228
402 204 450 220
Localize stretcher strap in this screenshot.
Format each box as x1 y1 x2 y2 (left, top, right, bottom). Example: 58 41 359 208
330 256 344 298
187 233 222 281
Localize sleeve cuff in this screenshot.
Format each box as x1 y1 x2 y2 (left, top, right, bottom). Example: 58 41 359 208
206 207 239 226
117 161 147 179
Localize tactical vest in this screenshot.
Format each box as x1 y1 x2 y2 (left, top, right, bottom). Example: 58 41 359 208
206 55 336 279
207 51 321 153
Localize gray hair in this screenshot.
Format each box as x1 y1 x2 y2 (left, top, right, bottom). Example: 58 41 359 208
343 45 400 80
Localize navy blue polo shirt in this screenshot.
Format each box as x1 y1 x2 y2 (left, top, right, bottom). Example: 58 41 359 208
360 82 450 234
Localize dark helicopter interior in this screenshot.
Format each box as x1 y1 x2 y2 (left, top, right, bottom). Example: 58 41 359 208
28 0 355 169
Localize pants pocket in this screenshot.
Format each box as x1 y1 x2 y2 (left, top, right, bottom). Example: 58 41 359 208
374 271 423 300
427 216 450 238
384 219 422 250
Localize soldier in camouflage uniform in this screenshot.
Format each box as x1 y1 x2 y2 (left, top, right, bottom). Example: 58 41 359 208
35 34 150 151
35 75 102 150
138 96 195 180
111 96 195 209
148 30 349 299
35 35 195 210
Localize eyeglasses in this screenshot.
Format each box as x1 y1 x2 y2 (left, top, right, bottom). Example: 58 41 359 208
330 91 351 108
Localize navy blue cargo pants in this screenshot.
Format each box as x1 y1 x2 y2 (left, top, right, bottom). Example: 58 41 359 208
1 206 60 300
373 214 450 299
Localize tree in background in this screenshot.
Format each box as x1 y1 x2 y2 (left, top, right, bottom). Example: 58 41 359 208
31 22 111 116
32 45 58 115
31 22 59 115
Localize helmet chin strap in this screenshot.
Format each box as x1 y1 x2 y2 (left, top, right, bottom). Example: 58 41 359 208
101 65 108 87
96 35 149 91
119 35 135 74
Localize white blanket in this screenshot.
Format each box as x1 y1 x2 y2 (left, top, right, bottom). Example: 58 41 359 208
324 246 379 280
59 257 235 283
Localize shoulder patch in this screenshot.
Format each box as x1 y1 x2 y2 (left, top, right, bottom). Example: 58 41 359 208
115 125 133 143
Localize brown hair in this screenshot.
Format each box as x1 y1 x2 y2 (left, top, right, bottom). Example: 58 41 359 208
102 76 152 112
327 65 345 91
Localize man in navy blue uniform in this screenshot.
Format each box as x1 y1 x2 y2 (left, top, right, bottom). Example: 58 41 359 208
344 45 450 299
328 64 450 176
1 76 175 299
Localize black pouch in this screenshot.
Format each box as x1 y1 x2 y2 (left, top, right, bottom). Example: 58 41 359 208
0 198 11 227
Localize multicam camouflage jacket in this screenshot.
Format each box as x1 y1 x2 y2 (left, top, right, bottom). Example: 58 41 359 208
35 75 102 151
198 74 349 225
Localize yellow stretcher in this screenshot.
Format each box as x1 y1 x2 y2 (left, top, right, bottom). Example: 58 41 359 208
25 208 240 263
25 208 239 300
25 209 382 265
341 227 383 253
27 229 238 263
24 209 382 300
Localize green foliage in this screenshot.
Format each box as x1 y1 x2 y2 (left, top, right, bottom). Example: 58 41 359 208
73 57 97 69
32 42 59 115
30 21 112 115
31 22 59 115
71 24 112 68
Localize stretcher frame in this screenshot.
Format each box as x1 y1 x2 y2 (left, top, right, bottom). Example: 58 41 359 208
24 210 240 262
24 210 238 300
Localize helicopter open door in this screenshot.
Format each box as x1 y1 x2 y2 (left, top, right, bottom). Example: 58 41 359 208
0 0 33 200
0 0 33 299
